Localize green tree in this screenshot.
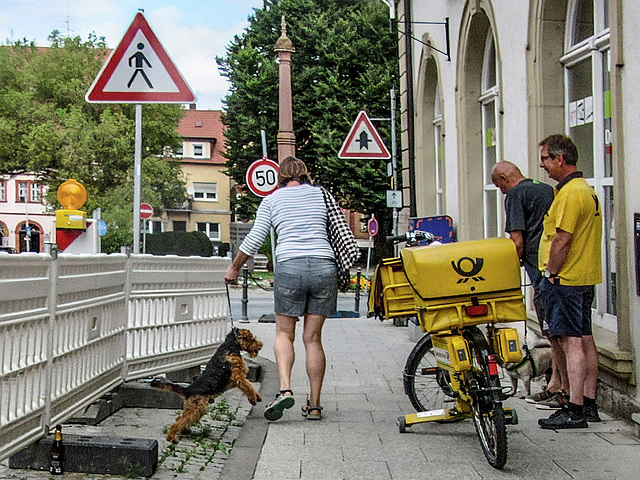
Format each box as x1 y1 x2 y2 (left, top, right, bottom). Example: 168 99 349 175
0 32 188 252
217 0 397 250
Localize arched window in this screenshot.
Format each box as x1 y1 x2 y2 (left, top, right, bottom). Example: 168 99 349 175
561 0 615 325
481 32 502 238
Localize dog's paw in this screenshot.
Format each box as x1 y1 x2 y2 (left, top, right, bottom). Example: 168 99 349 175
256 393 262 403
166 433 179 444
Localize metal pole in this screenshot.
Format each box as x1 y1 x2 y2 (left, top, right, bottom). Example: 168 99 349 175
239 264 249 323
355 266 362 313
261 128 277 266
390 87 399 251
133 103 142 254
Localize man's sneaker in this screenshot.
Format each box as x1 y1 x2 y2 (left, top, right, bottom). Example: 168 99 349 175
536 390 569 410
538 407 588 429
584 403 602 422
264 391 295 421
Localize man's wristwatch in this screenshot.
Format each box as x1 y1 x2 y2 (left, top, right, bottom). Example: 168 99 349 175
544 270 558 279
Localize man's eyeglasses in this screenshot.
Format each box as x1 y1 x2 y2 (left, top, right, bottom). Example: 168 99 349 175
540 154 556 161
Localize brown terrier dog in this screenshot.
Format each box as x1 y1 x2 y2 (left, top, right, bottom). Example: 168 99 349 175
151 328 263 443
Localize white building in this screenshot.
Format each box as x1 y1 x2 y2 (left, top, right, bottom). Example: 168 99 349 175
0 174 51 252
395 0 639 417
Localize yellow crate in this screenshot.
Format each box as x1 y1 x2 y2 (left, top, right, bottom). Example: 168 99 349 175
368 257 416 320
494 328 522 364
401 238 526 332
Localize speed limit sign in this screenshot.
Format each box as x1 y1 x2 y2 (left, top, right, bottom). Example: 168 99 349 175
246 158 279 197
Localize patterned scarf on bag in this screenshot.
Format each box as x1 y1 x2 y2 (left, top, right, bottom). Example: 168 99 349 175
320 187 361 292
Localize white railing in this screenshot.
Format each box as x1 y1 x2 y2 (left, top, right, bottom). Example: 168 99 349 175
0 252 230 462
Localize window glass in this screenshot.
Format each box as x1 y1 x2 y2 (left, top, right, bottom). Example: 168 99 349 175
603 0 609 29
0 180 5 201
193 182 217 201
603 50 612 177
604 185 616 315
29 183 40 202
193 145 204 156
572 0 594 46
197 222 220 240
18 182 28 202
173 221 187 231
483 37 496 90
568 59 594 178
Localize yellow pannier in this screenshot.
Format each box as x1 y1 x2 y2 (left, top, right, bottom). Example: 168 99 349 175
400 238 526 333
367 257 416 320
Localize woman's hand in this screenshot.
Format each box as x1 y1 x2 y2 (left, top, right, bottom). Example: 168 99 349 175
224 266 240 285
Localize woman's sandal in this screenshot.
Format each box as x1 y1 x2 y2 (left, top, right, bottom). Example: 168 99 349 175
264 390 295 421
301 400 323 420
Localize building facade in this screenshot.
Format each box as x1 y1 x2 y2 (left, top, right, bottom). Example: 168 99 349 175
396 0 640 416
0 174 50 252
161 109 232 254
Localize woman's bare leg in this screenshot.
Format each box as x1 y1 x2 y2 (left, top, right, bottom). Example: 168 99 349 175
302 314 326 407
274 314 298 393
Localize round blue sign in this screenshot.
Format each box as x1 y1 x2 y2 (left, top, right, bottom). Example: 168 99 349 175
367 217 379 236
96 220 108 237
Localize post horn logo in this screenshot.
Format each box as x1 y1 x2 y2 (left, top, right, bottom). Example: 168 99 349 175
451 257 485 284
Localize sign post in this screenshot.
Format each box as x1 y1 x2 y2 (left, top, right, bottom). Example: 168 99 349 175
86 11 195 254
365 214 378 282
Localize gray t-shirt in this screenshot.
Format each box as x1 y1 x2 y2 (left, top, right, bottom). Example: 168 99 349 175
505 179 554 290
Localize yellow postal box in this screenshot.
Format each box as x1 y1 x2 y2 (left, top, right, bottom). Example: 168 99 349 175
432 334 471 372
400 238 526 332
494 327 522 364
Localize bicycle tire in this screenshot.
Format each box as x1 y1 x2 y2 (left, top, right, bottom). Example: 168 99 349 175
403 335 455 413
466 330 508 469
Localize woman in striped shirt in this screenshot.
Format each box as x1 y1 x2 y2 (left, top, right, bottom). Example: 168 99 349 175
225 156 338 421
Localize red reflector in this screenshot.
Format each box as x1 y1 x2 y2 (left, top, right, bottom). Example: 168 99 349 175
488 355 499 376
465 304 488 316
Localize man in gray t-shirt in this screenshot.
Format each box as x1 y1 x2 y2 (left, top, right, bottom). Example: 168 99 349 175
492 161 565 398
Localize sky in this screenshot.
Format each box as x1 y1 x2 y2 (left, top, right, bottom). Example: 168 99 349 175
0 0 265 110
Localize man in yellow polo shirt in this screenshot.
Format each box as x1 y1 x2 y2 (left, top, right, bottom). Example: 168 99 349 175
537 134 602 429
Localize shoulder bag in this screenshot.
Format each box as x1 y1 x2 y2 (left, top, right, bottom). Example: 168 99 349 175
320 187 361 292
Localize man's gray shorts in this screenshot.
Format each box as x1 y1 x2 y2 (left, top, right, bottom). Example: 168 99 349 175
274 257 338 317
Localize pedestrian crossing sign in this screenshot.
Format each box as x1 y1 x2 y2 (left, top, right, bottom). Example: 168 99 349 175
86 12 196 103
338 111 391 159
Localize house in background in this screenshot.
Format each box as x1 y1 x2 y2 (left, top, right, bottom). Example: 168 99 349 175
0 174 51 253
159 108 232 255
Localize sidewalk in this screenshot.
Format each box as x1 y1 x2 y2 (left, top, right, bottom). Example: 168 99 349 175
225 299 640 480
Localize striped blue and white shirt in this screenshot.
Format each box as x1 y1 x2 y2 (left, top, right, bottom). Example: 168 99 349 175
239 184 335 262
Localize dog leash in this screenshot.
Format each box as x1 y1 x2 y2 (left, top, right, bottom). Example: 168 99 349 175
225 283 235 328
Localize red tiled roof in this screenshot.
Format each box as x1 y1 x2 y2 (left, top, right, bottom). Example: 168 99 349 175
177 109 226 164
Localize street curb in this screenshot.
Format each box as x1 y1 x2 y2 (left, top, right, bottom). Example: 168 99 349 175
219 356 278 480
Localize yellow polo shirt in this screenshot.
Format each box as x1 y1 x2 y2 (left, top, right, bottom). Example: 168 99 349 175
538 176 602 286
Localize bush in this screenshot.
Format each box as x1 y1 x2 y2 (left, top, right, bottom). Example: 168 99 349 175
145 231 213 257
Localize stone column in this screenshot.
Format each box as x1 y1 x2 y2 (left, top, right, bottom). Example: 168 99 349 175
275 16 295 162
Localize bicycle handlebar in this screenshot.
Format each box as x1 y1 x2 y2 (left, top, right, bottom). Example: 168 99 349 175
386 231 435 245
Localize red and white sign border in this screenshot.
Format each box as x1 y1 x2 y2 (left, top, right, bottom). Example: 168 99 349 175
246 158 280 198
86 12 195 103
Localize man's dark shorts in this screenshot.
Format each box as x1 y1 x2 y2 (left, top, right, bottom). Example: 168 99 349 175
540 280 595 337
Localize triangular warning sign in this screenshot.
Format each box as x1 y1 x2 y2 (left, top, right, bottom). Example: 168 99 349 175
338 111 391 159
86 12 196 104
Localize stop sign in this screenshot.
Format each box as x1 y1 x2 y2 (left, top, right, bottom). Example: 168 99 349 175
140 203 154 219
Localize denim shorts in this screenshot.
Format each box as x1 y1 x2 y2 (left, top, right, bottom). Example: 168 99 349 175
540 280 595 337
274 257 338 317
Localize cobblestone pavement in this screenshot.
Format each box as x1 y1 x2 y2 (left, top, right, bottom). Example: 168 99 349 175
0 383 260 479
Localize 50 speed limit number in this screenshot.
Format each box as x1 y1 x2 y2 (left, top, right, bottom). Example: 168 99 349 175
246 158 279 197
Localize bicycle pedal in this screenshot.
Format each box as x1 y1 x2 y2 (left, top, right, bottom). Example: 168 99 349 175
503 407 519 425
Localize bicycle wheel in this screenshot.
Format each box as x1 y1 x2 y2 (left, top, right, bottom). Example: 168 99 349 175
466 329 508 469
403 335 455 412
472 402 507 469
